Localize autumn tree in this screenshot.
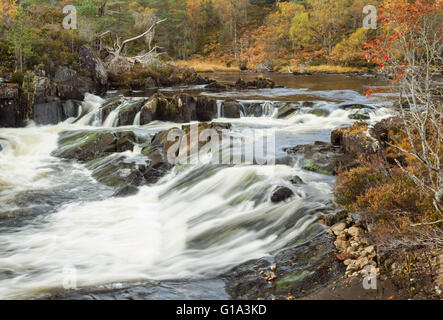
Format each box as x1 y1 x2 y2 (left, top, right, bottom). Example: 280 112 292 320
365 0 443 216
306 0 349 56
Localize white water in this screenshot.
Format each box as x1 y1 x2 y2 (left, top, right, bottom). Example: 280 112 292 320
0 84 394 299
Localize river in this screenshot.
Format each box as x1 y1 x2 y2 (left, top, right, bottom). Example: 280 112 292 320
0 73 393 299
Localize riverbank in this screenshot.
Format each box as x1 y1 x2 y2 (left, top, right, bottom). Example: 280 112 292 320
175 59 375 76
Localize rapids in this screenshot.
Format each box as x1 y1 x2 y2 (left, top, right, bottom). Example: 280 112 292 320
0 73 393 299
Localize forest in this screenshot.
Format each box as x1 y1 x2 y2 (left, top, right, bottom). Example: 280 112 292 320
0 0 380 75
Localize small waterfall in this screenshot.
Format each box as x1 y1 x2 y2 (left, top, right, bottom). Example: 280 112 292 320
75 93 105 126
262 101 277 118
216 100 223 118
103 109 120 128
239 103 248 118
133 111 141 126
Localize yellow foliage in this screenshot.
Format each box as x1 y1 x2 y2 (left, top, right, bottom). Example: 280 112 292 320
332 28 368 61
0 0 17 23
176 58 239 72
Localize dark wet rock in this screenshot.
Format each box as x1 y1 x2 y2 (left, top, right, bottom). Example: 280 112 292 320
243 77 276 89
117 99 146 126
286 141 359 175
206 77 277 92
245 103 264 117
323 210 350 227
277 104 298 119
302 101 315 108
55 67 96 101
271 187 294 203
196 96 218 122
224 232 345 300
290 176 304 185
206 81 228 92
52 130 138 162
141 129 177 183
78 45 108 88
100 95 125 122
0 83 20 127
85 153 148 189
339 104 375 111
139 103 153 125
34 97 64 125
223 100 242 118
144 93 196 123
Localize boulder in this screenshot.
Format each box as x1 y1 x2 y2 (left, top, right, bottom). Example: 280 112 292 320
0 83 20 127
339 104 375 111
100 95 125 123
52 129 138 162
116 99 146 126
277 104 298 119
348 112 370 120
34 76 56 104
286 141 359 176
34 97 64 125
271 187 294 203
308 109 330 117
145 93 197 123
79 45 108 88
331 222 347 236
331 125 378 159
196 96 218 122
55 67 96 101
223 100 242 118
85 153 148 190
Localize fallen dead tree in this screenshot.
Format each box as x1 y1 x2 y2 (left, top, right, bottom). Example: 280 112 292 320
102 18 166 75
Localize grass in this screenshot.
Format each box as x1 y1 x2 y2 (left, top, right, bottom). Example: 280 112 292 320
175 59 239 72
305 65 368 73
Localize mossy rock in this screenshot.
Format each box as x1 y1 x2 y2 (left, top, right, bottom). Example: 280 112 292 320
303 159 333 175
52 129 137 162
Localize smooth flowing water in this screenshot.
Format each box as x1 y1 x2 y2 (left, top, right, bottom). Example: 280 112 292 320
0 73 393 299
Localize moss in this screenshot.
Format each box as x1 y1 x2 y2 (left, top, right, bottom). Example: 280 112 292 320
275 270 314 291
303 159 333 175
